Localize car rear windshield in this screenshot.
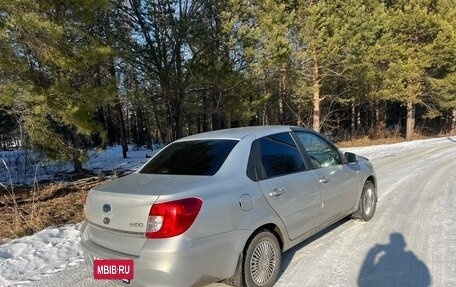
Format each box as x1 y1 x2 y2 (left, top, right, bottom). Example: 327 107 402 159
139 139 239 176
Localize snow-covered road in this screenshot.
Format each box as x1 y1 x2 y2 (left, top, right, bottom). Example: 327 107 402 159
1 137 455 286
272 138 456 287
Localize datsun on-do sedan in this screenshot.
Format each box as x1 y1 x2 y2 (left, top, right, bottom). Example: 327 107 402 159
81 126 377 287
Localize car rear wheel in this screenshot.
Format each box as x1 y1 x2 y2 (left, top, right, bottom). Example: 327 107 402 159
352 181 377 221
243 230 281 287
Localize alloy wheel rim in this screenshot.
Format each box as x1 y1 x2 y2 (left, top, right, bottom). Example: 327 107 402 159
250 240 277 286
363 188 374 215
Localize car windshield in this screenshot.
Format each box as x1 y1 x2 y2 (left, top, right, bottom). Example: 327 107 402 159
139 139 239 176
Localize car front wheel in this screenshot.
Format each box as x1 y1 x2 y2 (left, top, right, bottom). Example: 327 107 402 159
243 230 281 287
352 181 377 221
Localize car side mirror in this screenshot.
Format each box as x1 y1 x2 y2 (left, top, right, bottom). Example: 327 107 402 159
344 152 358 164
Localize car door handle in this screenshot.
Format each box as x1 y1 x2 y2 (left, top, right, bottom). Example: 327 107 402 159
319 176 330 183
269 188 287 197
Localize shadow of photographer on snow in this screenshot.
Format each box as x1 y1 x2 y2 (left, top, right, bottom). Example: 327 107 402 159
358 233 431 287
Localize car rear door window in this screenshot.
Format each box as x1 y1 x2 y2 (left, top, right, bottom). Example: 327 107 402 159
139 140 238 175
259 133 305 178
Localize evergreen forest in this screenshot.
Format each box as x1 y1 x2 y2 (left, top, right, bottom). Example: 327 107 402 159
0 0 455 170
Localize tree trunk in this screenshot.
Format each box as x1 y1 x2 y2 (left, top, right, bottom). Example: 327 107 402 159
297 102 302 126
175 98 184 139
452 109 456 136
226 113 232 128
73 157 83 174
202 92 209 132
374 100 382 138
351 102 356 138
375 101 380 126
174 93 184 140
406 100 415 140
212 112 222 130
279 64 286 124
115 101 128 158
357 108 361 133
263 102 268 125
278 93 284 125
312 58 320 132
72 132 83 174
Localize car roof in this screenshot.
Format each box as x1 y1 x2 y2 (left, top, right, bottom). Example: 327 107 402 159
176 125 312 141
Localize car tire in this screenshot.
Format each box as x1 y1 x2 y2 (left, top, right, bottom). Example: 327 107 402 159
352 181 377 221
243 230 281 287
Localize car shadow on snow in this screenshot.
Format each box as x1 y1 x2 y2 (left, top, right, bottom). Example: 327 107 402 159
278 218 351 278
358 233 431 287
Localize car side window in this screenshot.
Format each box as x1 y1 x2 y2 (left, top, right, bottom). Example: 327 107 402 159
259 133 305 178
295 132 342 169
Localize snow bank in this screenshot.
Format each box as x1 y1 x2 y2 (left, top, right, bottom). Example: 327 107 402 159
0 224 84 286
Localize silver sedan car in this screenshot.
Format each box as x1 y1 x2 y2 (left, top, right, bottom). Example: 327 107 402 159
81 126 377 287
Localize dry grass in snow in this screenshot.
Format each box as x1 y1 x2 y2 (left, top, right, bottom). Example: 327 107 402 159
0 177 111 240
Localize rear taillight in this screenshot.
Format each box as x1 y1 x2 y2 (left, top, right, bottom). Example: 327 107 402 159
146 198 202 239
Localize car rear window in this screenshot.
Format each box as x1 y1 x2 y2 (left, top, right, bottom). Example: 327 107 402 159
139 140 238 176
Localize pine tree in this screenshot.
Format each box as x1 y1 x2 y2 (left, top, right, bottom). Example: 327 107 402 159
1 0 115 171
372 0 455 140
222 0 295 125
294 0 359 132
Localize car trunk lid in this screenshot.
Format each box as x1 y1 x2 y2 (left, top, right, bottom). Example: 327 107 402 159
84 173 208 256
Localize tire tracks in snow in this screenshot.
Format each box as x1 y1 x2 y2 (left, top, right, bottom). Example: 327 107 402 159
273 138 456 287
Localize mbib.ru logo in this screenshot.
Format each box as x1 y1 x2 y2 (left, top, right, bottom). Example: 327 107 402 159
93 259 134 280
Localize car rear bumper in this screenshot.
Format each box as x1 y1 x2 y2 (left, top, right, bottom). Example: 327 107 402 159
80 221 250 287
